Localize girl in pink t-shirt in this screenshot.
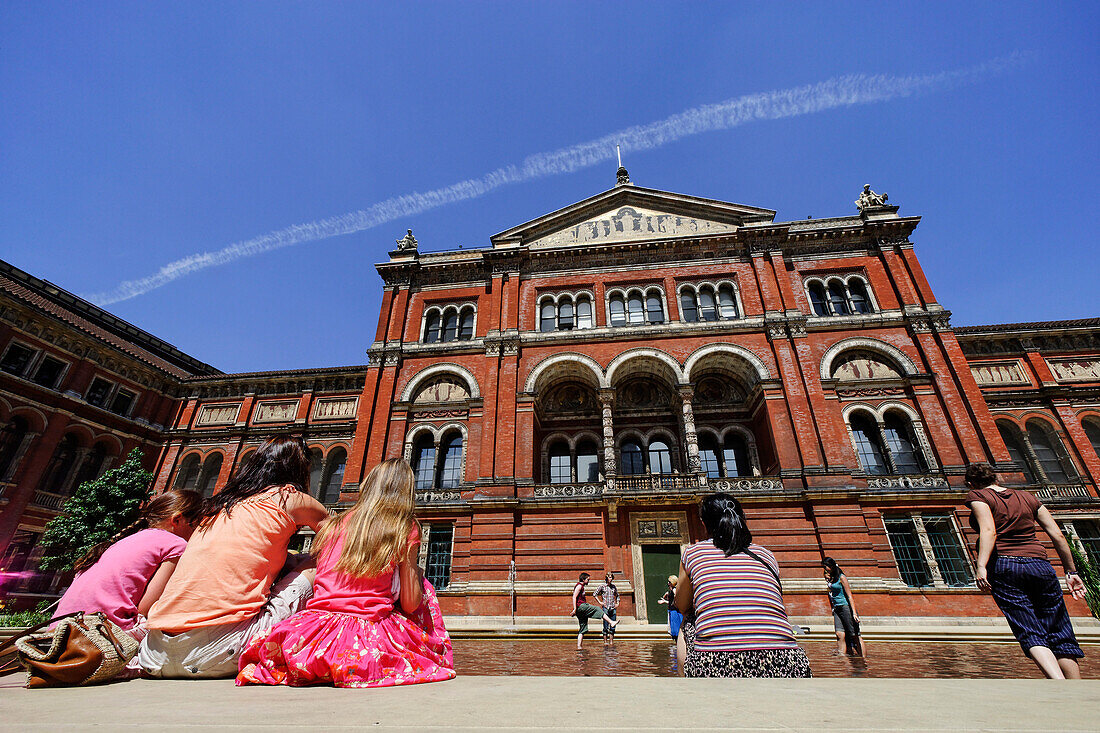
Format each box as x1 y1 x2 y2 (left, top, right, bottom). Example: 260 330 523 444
56 489 203 640
237 458 454 688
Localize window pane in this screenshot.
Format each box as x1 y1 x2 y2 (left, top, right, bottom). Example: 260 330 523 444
699 435 721 478
459 310 474 340
848 279 873 314
442 312 459 342
414 438 436 490
850 414 888 475
1084 420 1100 463
648 441 672 474
175 455 200 491
646 294 664 324
0 418 28 480
828 281 851 316
884 517 932 587
309 449 323 498
32 357 65 388
0 344 34 376
576 299 593 329
424 524 453 590
200 454 223 497
576 452 599 483
1027 422 1071 482
718 286 738 319
680 291 698 322
322 449 346 504
109 389 136 416
438 434 464 489
621 442 644 475
698 290 717 321
540 302 557 332
808 284 829 317
549 443 571 484
610 297 626 327
86 378 112 407
558 301 574 330
998 424 1037 484
723 435 751 477
923 515 974 587
1073 520 1100 566
627 295 645 324
425 313 441 343
883 414 923 474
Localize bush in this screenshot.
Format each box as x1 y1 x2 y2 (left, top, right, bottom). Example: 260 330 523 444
1069 542 1100 620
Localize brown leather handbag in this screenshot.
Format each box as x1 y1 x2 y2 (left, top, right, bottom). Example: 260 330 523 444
0 611 138 687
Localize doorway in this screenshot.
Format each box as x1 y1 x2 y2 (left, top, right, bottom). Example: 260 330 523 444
641 544 681 623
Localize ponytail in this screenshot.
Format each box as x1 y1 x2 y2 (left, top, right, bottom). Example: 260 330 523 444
73 489 203 573
699 493 752 557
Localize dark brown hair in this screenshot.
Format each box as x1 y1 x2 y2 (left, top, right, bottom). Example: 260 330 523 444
964 463 998 489
199 436 311 523
74 489 203 572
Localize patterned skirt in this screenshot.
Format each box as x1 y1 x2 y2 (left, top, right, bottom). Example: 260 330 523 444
682 621 813 678
236 578 455 688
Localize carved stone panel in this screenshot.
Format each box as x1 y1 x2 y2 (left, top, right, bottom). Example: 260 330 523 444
413 377 470 404
312 397 359 421
832 351 902 381
195 403 241 426
1047 358 1100 383
530 206 736 249
970 360 1029 387
253 400 299 424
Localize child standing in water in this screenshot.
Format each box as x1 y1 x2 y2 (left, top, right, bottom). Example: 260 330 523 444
237 458 454 688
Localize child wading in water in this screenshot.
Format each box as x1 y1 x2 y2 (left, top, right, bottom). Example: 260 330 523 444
237 458 455 687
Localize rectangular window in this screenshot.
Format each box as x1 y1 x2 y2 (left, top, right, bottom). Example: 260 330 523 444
31 356 66 389
0 343 36 376
1072 520 1100 566
109 388 136 416
700 448 721 479
424 524 454 590
576 453 599 482
922 515 974 587
884 517 932 587
549 453 571 484
85 377 113 407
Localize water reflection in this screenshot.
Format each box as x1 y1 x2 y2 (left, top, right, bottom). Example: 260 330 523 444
453 639 1096 679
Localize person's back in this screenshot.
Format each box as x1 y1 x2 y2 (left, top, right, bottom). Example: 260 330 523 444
306 522 417 621
682 540 796 652
965 485 1045 559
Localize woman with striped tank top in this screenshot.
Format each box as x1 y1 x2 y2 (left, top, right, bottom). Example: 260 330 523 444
675 493 811 678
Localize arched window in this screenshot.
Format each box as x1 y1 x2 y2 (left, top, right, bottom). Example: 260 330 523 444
609 295 626 327
174 453 201 492
321 448 346 504
540 301 556 332
717 285 739 319
680 290 699 322
1084 418 1100 461
0 417 29 480
698 433 721 478
424 312 441 343
723 433 751 477
199 453 223 497
627 294 645 325
997 422 1037 484
458 309 475 340
549 441 571 484
848 279 873 314
827 280 851 316
74 443 108 488
646 292 664 324
620 441 644 475
558 300 574 330
576 439 599 482
849 413 888 475
441 311 459 342
697 288 717 322
808 282 829 317
437 433 464 489
1026 421 1073 483
648 440 672 474
308 448 323 498
413 434 436 490
576 298 593 329
39 434 78 494
882 413 923 474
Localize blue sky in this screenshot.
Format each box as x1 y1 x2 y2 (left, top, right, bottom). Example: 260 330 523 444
2 2 1097 373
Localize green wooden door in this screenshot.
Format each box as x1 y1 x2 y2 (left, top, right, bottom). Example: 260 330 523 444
641 544 681 624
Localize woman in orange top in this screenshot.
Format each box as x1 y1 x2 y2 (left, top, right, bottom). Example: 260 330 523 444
139 436 329 678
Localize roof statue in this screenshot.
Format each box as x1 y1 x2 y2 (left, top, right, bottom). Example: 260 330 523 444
396 228 419 251
855 184 889 211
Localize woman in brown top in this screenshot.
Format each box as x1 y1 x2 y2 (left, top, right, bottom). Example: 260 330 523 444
965 463 1086 679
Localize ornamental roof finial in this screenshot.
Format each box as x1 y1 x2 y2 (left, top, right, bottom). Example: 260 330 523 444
615 144 631 186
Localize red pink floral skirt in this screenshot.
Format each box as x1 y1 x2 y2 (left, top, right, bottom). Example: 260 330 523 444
236 579 455 688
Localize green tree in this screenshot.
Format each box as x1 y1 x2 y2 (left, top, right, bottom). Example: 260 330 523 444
37 449 153 571
1069 541 1100 621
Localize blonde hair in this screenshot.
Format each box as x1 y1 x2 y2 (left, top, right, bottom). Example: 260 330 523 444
313 458 417 577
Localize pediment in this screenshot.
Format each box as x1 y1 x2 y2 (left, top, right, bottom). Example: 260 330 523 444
491 185 775 249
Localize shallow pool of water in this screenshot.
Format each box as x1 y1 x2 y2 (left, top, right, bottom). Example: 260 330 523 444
452 639 1098 678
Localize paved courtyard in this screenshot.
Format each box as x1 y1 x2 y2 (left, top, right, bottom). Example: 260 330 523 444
2 677 1098 732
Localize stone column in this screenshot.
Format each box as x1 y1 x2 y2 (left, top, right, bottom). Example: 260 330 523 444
2 431 39 483
678 385 703 481
598 389 616 487
876 418 899 475
911 514 945 586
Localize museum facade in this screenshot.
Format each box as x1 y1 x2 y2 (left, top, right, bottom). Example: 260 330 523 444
3 171 1099 621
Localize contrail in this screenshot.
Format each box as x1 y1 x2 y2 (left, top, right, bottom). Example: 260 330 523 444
87 55 1021 305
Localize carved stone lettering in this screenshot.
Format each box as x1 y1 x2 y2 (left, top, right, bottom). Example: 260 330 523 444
1047 358 1100 383
531 206 736 248
312 397 358 420
253 400 299 423
195 403 240 426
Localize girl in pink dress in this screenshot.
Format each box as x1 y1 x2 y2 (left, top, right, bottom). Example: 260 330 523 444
236 458 454 688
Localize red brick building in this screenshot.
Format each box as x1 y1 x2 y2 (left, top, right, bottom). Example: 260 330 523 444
3 175 1099 621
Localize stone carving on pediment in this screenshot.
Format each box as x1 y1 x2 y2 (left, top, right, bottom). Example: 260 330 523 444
832 351 902 381
253 400 299 424
970 361 1029 387
531 206 737 249
312 397 359 420
1048 358 1100 383
413 377 470 405
195 403 241 426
